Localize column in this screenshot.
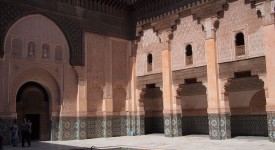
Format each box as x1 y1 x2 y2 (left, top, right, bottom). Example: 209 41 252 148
259 0 275 142
171 84 182 137
135 88 145 135
159 30 179 137
203 17 231 140
263 20 275 142
102 87 113 137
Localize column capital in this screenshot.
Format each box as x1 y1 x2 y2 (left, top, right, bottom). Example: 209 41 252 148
201 17 219 39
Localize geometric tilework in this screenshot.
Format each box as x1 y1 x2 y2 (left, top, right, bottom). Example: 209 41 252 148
231 115 268 137
163 114 182 137
208 114 231 140
136 115 145 135
102 116 112 137
182 116 208 135
112 116 127 137
1 118 13 145
267 112 275 142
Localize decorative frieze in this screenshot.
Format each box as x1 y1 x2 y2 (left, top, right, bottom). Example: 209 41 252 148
137 73 163 89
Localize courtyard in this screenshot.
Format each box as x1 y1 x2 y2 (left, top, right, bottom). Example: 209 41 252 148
3 134 274 150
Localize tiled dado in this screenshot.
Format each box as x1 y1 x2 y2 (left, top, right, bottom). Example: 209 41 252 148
164 114 182 137
267 112 275 142
136 115 145 135
1 118 14 145
208 114 231 140
182 116 209 135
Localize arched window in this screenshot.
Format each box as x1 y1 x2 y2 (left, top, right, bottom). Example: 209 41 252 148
42 43 50 59
27 41 35 58
55 45 63 61
12 39 22 57
185 44 193 65
147 53 152 72
235 32 245 56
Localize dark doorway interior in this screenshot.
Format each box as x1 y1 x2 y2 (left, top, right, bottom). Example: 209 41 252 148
25 114 40 140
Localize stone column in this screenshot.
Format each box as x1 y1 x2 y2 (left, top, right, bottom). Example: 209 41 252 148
258 0 275 142
171 84 182 137
135 89 145 135
102 89 113 137
158 30 177 137
203 17 231 140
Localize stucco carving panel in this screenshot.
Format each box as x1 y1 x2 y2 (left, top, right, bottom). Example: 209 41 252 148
171 16 206 71
87 83 103 112
86 34 106 87
140 29 159 48
217 0 264 63
113 85 127 112
112 40 128 86
136 29 162 76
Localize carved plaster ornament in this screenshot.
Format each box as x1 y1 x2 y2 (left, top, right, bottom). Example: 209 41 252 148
272 0 275 13
202 17 219 38
28 43 34 56
256 2 265 17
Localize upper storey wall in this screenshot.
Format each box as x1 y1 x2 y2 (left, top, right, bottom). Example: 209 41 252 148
171 15 206 71
217 0 264 63
136 0 267 77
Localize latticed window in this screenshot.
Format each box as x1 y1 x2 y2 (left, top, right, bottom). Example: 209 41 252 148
55 45 63 60
147 53 152 72
42 43 50 59
12 38 22 56
185 44 193 65
235 32 245 56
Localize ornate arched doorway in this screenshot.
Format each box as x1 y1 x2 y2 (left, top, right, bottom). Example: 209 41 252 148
16 82 50 141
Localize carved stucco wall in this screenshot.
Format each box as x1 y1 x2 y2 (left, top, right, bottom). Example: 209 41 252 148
85 33 130 114
217 0 264 63
136 29 162 76
144 88 163 117
171 15 206 70
1 14 77 115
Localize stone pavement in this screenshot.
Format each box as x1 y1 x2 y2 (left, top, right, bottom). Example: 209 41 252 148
3 134 275 150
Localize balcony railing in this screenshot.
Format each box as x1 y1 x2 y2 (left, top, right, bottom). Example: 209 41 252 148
185 56 193 65
235 45 245 56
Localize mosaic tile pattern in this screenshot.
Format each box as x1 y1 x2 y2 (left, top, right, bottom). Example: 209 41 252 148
182 116 209 135
172 114 182 137
231 115 267 137
79 118 87 139
61 117 79 140
136 115 145 135
51 117 61 141
1 118 13 145
267 112 275 142
164 114 173 137
208 114 231 140
103 116 112 137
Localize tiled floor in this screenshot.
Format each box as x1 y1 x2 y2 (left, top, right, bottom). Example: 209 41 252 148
3 134 275 150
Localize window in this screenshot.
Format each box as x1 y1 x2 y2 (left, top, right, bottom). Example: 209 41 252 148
42 43 50 59
235 32 245 56
185 44 193 65
147 53 152 72
27 41 35 57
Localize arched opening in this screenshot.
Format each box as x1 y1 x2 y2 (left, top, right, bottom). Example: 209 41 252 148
185 44 193 65
147 53 153 72
144 84 164 134
228 75 268 137
179 81 208 135
16 82 50 141
235 32 245 56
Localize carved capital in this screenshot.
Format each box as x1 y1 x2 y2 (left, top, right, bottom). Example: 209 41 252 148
201 17 219 39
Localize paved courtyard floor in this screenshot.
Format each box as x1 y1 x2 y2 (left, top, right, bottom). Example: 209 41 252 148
3 134 275 150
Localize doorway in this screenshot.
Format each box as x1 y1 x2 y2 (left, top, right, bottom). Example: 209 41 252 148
25 114 40 140
16 82 50 140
